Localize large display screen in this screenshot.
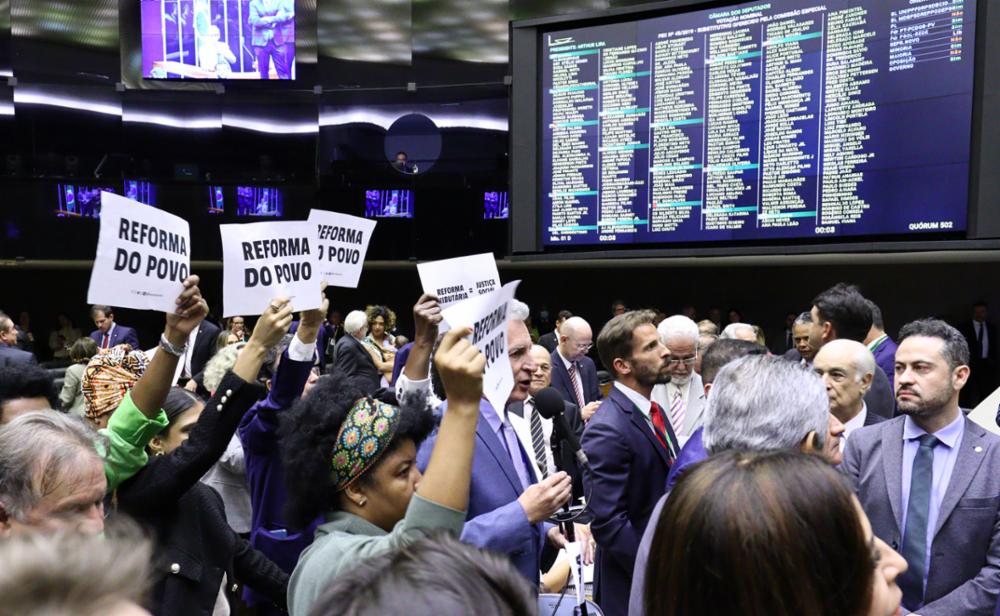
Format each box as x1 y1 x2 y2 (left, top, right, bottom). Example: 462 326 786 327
541 0 976 246
365 189 414 219
236 186 284 216
141 0 295 80
56 185 119 218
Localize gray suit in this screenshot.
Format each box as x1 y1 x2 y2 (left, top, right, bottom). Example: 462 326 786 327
843 416 1000 614
651 371 707 437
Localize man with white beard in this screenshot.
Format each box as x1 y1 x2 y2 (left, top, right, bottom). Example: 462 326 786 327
652 316 706 444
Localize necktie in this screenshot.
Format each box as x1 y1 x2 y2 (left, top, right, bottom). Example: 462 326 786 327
101 332 110 349
899 434 940 610
978 323 987 359
649 401 677 463
498 419 533 491
669 388 685 435
568 362 586 408
528 403 550 479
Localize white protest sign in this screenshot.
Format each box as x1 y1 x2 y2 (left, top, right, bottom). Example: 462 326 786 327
968 385 1000 436
416 252 501 310
441 280 520 414
307 209 376 288
220 221 322 317
87 192 190 313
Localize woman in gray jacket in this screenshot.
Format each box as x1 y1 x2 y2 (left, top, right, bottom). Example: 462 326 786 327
59 338 98 416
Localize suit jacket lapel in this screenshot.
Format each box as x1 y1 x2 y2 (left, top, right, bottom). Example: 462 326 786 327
612 388 670 468
933 419 989 536
508 401 525 419
475 413 524 494
881 419 905 534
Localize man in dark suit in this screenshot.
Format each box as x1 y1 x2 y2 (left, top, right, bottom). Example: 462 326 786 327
865 299 899 393
332 310 381 394
180 320 221 385
813 339 886 453
959 301 998 408
0 315 36 367
88 305 141 351
538 310 572 353
551 316 602 423
809 284 894 418
0 363 56 424
783 311 817 367
845 319 1000 614
582 310 677 616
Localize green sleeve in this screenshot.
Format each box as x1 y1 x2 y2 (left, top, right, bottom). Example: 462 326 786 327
96 391 169 491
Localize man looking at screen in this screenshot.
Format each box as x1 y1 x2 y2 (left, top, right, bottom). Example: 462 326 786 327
249 0 294 80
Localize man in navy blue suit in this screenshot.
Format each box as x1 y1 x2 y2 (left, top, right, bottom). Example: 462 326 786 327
0 315 36 367
412 298 573 584
582 310 677 616
88 305 141 351
551 316 603 423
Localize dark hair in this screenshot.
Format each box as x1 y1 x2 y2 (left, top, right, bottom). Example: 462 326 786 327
89 305 113 319
811 284 872 342
365 305 397 331
898 318 970 370
644 450 873 616
596 310 657 377
159 387 203 431
610 299 626 311
308 533 537 616
700 338 767 385
69 338 99 364
279 372 434 529
974 300 988 309
0 363 57 412
865 299 885 331
556 310 573 322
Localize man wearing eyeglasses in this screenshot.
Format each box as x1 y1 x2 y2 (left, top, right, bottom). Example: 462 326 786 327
551 317 603 422
651 315 706 445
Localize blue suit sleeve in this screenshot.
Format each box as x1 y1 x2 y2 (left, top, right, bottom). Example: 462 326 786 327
124 328 141 350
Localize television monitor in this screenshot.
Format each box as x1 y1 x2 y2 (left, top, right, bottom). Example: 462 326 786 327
141 0 296 80
124 180 157 206
208 185 225 214
364 189 414 219
520 0 978 249
484 191 509 220
236 186 284 217
56 184 119 218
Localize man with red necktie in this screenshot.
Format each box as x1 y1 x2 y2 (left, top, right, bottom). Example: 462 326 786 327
88 305 141 351
582 310 676 616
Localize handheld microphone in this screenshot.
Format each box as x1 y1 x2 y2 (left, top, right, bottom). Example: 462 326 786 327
533 387 589 469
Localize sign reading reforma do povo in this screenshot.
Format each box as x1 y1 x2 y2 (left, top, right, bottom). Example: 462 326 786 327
87 192 190 313
308 209 376 288
220 220 323 317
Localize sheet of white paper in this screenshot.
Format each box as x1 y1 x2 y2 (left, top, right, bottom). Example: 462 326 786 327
967 385 1000 436
219 221 323 317
416 252 501 311
308 209 376 288
441 280 520 414
565 541 586 607
86 192 190 313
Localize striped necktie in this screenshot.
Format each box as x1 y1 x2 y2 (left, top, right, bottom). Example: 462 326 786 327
528 401 550 479
669 387 685 435
568 362 586 408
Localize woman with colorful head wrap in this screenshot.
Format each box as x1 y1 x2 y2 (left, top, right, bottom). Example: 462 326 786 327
284 327 487 616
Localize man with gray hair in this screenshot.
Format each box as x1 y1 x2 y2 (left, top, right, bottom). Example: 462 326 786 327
0 412 107 536
628 353 834 616
652 315 706 441
719 322 756 342
416 295 572 584
551 316 602 422
332 309 381 394
784 311 818 366
813 339 885 449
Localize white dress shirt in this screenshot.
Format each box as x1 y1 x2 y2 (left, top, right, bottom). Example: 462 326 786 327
509 397 557 480
614 381 659 438
839 402 868 451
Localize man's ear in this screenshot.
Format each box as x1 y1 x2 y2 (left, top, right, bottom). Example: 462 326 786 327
821 321 833 343
612 357 631 377
799 431 821 455
860 372 874 394
703 382 713 398
953 365 971 391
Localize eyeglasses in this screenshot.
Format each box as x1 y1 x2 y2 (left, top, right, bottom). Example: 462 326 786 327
574 342 593 352
666 356 697 367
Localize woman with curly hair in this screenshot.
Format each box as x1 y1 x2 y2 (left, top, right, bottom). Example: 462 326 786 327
283 328 486 616
362 304 396 386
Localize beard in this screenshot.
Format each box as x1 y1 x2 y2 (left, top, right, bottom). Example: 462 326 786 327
670 372 692 386
635 361 671 388
897 386 954 417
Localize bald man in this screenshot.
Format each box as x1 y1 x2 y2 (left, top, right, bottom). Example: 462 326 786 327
552 317 603 422
812 339 886 448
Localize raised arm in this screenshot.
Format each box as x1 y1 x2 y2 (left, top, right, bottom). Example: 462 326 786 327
403 293 441 382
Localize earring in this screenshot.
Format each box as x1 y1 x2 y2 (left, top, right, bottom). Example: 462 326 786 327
358 497 367 507
155 451 164 457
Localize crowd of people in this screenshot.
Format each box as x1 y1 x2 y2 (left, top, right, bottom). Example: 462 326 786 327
1 274 999 616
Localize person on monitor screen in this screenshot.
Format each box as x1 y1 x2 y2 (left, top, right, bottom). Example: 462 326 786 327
198 25 237 78
393 151 418 174
249 0 294 80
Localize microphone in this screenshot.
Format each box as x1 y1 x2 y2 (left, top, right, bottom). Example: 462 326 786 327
533 387 589 469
